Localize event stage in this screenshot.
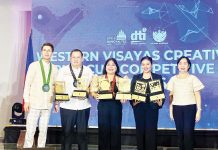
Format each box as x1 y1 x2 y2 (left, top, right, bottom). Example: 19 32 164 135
3 125 218 149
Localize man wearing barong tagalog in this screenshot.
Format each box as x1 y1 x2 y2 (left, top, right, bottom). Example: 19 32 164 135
23 43 58 148
55 49 93 150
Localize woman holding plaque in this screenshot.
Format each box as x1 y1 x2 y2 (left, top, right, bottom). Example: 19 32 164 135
91 58 126 150
167 56 204 150
130 56 165 150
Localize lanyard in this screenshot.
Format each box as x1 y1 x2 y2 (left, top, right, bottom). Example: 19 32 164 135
39 59 52 85
69 64 83 87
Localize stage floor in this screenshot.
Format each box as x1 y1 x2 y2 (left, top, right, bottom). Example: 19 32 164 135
4 125 218 149
1 144 217 150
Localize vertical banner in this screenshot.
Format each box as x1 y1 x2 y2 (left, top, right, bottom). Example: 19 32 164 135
23 32 34 111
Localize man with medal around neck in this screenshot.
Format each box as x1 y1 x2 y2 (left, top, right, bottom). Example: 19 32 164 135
23 43 58 148
55 49 94 150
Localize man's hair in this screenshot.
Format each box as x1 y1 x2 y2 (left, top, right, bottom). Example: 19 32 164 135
41 43 54 52
70 49 83 57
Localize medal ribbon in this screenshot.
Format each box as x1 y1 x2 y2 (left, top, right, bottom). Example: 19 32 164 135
69 64 83 87
39 59 52 86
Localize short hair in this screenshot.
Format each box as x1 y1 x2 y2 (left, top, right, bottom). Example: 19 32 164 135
70 49 83 57
177 56 191 71
140 56 153 64
41 43 54 52
102 58 120 76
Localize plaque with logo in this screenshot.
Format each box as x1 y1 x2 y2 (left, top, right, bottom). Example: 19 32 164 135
90 75 99 93
131 80 147 102
97 77 113 99
116 77 131 100
55 81 69 101
148 80 165 101
72 78 89 98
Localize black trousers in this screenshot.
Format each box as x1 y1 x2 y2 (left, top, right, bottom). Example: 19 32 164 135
173 104 196 150
98 100 122 150
133 103 159 150
60 108 90 150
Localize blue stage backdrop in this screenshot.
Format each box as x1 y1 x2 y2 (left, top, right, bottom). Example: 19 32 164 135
32 0 218 129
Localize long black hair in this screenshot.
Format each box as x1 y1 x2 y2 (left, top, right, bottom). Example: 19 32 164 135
102 58 120 76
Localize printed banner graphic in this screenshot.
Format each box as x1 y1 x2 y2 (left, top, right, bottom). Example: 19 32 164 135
32 0 218 129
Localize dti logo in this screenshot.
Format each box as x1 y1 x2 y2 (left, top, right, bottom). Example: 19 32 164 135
131 28 147 44
153 29 167 43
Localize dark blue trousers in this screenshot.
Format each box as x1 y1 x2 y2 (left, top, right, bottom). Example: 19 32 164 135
60 108 90 150
173 104 197 150
133 103 159 150
98 100 122 150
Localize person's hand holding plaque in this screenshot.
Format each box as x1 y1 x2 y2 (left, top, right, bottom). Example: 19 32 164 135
72 78 89 99
55 81 70 101
90 75 113 100
131 80 147 102
97 76 113 99
91 75 113 100
116 76 131 101
148 80 165 103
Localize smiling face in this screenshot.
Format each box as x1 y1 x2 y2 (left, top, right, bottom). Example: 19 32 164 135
141 59 152 74
41 45 53 61
106 60 117 75
70 51 83 68
178 58 190 73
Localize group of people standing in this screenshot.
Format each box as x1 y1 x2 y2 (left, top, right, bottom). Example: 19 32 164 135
23 42 204 150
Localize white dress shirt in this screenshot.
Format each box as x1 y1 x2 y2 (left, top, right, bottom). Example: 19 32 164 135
56 65 94 110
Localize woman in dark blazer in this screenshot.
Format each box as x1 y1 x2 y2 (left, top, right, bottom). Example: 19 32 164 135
130 56 165 150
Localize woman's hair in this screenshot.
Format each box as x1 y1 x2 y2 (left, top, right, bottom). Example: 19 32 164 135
177 56 191 71
102 58 120 76
140 56 153 64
